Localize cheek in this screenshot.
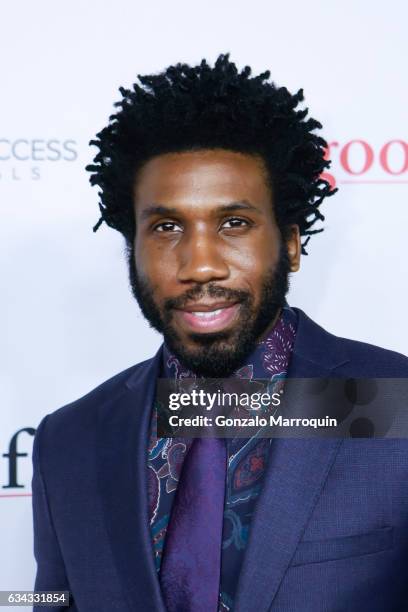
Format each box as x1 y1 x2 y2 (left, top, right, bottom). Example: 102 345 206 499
134 238 177 290
226 232 281 283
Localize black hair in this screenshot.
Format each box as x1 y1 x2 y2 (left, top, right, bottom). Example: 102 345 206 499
86 53 336 254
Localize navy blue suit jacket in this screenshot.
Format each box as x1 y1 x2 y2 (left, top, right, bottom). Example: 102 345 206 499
32 309 408 611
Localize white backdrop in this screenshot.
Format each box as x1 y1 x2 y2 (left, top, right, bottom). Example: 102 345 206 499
1 0 407 604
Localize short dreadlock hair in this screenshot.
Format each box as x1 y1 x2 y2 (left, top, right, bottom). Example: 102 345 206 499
86 53 336 254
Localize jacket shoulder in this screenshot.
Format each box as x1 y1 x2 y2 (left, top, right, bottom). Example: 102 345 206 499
293 307 408 377
335 335 408 376
37 356 156 433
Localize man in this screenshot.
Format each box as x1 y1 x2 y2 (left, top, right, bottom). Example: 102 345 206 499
32 54 408 611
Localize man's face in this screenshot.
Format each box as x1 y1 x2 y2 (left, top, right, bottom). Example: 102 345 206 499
131 149 300 376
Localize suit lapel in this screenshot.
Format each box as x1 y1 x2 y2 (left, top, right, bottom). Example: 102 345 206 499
97 346 167 612
234 309 348 612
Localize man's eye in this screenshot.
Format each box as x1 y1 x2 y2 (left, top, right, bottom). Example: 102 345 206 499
221 217 251 229
154 222 182 233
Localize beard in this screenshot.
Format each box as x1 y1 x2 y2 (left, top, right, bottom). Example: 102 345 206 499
127 243 291 377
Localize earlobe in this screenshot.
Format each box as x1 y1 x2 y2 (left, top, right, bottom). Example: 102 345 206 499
286 225 301 272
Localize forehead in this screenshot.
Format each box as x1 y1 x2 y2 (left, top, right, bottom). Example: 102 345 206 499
133 149 272 212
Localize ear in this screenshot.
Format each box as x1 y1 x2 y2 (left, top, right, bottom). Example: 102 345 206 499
285 224 301 272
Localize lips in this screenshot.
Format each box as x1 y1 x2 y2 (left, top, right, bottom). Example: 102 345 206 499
173 301 241 333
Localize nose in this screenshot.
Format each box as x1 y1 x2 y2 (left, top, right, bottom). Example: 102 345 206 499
177 229 229 284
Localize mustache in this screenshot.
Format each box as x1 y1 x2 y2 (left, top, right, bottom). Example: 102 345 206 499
163 283 252 311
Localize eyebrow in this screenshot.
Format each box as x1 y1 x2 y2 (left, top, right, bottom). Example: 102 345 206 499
139 200 262 220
